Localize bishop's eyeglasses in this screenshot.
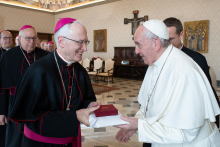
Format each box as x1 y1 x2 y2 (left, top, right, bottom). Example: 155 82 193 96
62 36 90 45
1 37 13 40
21 36 38 42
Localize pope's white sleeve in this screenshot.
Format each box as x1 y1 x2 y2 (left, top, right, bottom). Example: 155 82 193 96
138 119 200 144
134 106 146 119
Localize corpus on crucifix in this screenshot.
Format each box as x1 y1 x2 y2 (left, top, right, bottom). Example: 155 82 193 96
124 10 148 35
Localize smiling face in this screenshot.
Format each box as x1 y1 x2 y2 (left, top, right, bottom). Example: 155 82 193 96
57 23 88 63
134 26 156 66
19 28 37 52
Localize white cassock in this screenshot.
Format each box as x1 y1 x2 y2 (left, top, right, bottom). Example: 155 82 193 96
135 45 220 147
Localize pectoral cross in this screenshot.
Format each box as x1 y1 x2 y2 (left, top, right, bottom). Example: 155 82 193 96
124 10 148 36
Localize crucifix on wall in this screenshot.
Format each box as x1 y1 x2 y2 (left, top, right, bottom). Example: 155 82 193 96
124 10 148 35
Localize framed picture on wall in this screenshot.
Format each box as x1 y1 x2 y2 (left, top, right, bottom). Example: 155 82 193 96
94 29 107 52
183 20 209 53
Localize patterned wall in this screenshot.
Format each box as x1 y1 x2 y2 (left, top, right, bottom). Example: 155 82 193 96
0 5 54 33
55 0 220 80
1 0 219 80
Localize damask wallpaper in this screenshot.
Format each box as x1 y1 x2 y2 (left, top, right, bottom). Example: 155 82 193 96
0 0 219 80
55 0 220 80
0 5 54 33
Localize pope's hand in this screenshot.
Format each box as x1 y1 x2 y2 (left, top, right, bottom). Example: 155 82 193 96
115 116 138 130
76 105 100 127
114 116 138 143
88 102 101 108
0 115 7 125
115 129 136 143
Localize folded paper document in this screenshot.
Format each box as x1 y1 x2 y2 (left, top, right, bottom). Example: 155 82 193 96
88 113 129 128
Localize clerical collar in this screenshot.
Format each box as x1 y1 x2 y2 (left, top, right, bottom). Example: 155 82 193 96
20 46 33 53
56 49 72 66
153 45 173 68
1 47 10 51
180 44 183 50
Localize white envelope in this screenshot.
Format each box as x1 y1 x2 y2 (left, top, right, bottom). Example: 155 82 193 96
81 112 130 129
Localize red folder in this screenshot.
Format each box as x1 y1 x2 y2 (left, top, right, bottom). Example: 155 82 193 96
94 104 118 117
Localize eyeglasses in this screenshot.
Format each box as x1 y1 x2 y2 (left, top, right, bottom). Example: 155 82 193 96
2 37 13 40
62 36 90 45
21 36 38 42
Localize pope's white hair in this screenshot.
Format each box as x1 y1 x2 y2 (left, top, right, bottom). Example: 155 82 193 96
143 26 170 48
54 20 82 47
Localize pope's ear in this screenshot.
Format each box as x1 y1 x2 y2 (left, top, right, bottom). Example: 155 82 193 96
58 36 65 48
154 38 161 52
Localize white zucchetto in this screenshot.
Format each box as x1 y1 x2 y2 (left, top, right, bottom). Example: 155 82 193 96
143 20 169 40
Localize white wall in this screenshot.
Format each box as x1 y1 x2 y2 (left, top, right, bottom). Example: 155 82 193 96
1 0 219 79
0 5 54 33
55 0 220 79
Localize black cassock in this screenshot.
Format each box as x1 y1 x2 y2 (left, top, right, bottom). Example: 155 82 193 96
0 47 7 59
8 50 96 147
0 46 48 147
0 47 7 147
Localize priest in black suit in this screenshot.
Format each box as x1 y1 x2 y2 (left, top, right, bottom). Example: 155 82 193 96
8 18 100 147
0 25 48 147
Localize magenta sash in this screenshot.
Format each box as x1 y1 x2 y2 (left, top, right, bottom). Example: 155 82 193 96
24 122 81 147
10 87 16 96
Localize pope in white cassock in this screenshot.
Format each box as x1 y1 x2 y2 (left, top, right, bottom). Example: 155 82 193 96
115 20 220 147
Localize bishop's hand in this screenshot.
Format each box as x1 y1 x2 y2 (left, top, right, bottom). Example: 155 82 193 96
0 115 7 125
76 105 100 127
88 102 101 108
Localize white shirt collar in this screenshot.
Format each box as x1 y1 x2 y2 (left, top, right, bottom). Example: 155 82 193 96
180 44 183 50
56 50 72 66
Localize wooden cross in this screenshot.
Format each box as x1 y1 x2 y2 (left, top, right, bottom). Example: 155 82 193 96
124 10 148 35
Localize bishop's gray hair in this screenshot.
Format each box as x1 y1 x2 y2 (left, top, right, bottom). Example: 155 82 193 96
144 27 171 48
19 30 22 36
18 29 37 37
54 20 82 47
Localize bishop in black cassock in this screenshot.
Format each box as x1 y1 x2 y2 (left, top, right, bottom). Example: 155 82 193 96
0 25 48 147
8 18 99 147
0 30 13 147
9 50 96 147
